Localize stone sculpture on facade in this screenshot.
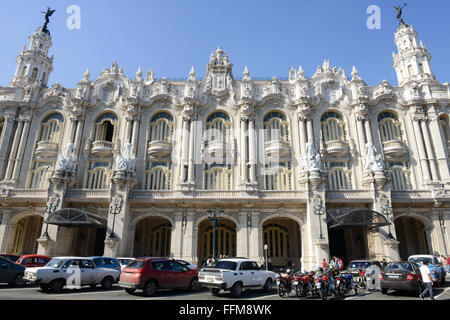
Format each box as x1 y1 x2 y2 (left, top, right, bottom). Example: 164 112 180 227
55 143 77 173
115 142 136 172
300 142 322 172
363 142 385 172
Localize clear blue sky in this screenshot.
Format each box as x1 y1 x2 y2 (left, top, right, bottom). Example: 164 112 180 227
0 0 449 87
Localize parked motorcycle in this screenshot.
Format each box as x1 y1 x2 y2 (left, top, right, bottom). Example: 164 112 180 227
276 269 294 297
354 269 367 289
294 272 314 298
335 272 358 297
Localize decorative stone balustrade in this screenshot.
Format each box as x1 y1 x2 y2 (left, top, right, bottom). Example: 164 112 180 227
35 140 59 158
265 140 291 158
324 140 349 156
147 140 172 158
91 140 115 157
382 140 408 157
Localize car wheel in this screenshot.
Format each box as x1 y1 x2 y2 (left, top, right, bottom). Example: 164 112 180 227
263 278 273 292
9 273 24 287
101 276 114 290
230 282 242 297
189 277 200 291
49 279 64 293
39 284 50 292
125 288 136 294
278 283 285 297
143 280 157 297
210 288 220 296
381 288 388 295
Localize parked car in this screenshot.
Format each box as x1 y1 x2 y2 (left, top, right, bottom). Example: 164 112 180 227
379 261 423 294
198 258 276 297
176 259 198 270
0 256 25 286
118 257 199 297
347 260 382 274
16 255 51 267
89 256 121 273
23 257 121 292
408 254 446 285
117 257 135 270
0 254 20 262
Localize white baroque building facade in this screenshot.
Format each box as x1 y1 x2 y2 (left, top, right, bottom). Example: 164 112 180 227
0 20 449 271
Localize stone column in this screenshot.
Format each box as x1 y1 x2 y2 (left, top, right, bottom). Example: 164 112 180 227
421 119 439 181
306 117 314 145
0 115 16 179
182 212 196 263
131 119 139 155
428 110 450 183
240 118 248 183
73 119 83 153
356 116 366 156
248 212 262 262
4 120 23 181
68 118 78 143
412 115 432 183
180 117 189 184
12 117 31 183
298 116 306 155
170 212 183 259
125 117 133 144
248 119 256 182
236 212 249 258
364 118 373 144
187 119 195 184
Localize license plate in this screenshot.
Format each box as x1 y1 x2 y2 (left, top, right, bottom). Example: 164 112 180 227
388 275 400 279
293 281 298 285
206 276 214 282
276 280 280 285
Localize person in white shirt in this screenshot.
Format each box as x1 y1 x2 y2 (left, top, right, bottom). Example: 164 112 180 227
419 260 434 300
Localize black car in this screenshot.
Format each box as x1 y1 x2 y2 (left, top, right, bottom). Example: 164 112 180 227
0 254 20 262
379 261 423 294
0 256 26 286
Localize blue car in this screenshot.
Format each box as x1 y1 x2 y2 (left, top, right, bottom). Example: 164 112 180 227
408 255 446 285
89 256 121 273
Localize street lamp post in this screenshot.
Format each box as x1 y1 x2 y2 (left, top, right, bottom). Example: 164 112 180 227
207 208 224 259
382 205 395 239
313 201 326 240
108 201 121 239
41 202 57 238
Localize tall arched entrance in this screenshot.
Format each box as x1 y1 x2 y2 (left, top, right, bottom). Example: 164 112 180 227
134 217 172 257
11 215 43 255
395 216 430 260
63 226 106 257
197 218 236 266
262 217 301 268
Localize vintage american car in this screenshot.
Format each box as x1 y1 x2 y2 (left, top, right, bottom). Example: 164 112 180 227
23 257 120 292
198 258 275 297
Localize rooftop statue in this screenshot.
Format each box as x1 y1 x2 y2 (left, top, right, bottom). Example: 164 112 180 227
393 3 408 26
41 7 56 34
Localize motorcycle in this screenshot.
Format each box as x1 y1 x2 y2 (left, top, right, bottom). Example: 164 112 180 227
335 272 358 297
294 272 314 298
354 269 367 289
276 269 294 297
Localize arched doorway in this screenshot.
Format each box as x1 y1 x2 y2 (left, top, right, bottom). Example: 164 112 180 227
262 217 301 268
64 226 106 257
11 215 43 255
395 216 429 260
134 217 172 257
197 218 236 266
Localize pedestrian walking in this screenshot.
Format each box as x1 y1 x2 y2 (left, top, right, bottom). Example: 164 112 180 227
419 260 434 300
381 258 387 270
322 258 327 269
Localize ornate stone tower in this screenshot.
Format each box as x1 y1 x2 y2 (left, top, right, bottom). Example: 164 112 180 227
392 22 438 87
9 26 54 89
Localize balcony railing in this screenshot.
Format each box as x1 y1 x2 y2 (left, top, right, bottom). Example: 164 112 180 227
147 140 172 158
265 140 291 158
35 140 59 158
382 140 408 157
326 190 373 202
324 140 349 156
91 140 114 157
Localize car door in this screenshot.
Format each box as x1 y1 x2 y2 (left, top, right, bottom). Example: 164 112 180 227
151 260 172 288
80 259 96 285
170 261 190 288
249 261 263 286
237 262 253 287
62 259 82 287
0 258 12 283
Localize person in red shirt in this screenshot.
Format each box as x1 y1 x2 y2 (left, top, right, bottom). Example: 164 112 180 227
322 259 327 269
338 258 344 270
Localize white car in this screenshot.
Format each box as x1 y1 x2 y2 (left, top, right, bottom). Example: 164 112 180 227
117 257 136 270
23 257 120 292
198 258 275 297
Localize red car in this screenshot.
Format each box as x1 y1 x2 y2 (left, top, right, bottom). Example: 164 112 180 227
118 257 199 296
16 255 51 267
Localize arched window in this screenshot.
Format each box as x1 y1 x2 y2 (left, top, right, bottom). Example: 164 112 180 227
38 113 64 143
21 66 27 77
378 111 402 142
264 111 289 143
93 113 118 142
27 161 53 189
85 161 112 189
144 162 171 190
439 115 450 143
149 112 173 143
264 162 292 190
321 111 346 142
326 162 351 190
31 68 38 79
407 65 414 77
203 163 232 190
391 167 411 190
205 111 231 142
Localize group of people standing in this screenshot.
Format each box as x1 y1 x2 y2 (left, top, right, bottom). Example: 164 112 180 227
322 256 344 270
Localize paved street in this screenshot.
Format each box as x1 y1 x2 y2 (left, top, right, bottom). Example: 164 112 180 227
0 277 448 301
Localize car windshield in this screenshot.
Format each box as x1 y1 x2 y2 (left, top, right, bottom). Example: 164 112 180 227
386 262 413 271
349 261 371 269
46 259 64 268
409 257 433 265
119 259 132 265
214 261 237 271
126 260 146 269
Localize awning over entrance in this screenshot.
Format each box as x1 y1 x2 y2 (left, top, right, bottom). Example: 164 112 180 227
327 209 390 230
45 208 107 228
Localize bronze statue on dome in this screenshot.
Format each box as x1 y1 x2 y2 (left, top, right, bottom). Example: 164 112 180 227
393 3 408 27
41 7 56 34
